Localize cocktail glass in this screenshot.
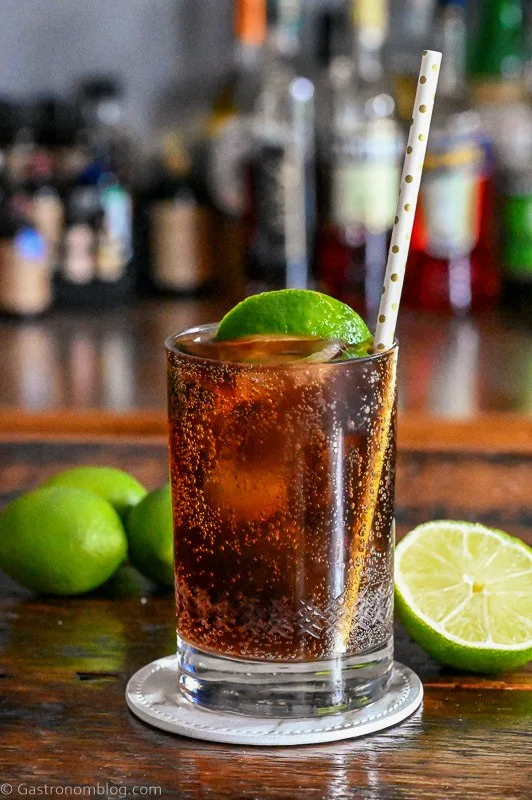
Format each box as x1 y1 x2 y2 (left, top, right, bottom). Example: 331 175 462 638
166 326 397 717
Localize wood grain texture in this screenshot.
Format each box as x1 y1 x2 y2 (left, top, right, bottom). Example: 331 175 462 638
0 439 531 799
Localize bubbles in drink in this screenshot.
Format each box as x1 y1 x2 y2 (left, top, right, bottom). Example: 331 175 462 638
167 325 396 661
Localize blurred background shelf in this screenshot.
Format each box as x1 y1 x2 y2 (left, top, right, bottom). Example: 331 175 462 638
0 0 529 425
0 300 530 418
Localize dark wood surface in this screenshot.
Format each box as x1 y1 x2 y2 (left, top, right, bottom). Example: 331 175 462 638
0 299 531 417
1 438 531 800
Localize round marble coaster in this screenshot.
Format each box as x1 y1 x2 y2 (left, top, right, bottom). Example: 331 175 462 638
126 656 423 746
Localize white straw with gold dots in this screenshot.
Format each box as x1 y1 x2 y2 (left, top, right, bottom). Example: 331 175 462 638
374 49 442 352
338 49 442 651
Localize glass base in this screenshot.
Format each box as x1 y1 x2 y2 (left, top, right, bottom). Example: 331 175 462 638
177 637 394 718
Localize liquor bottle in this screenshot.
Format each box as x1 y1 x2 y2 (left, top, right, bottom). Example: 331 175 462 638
76 76 134 185
269 0 305 65
26 151 64 271
469 0 531 170
311 9 349 220
388 0 437 124
60 176 101 291
205 0 268 297
246 1 316 291
261 0 306 108
0 189 51 317
54 91 134 307
77 80 135 291
404 0 500 313
147 135 213 296
7 102 36 226
525 2 532 99
0 100 19 187
499 166 532 313
207 0 267 215
27 101 67 270
317 0 403 323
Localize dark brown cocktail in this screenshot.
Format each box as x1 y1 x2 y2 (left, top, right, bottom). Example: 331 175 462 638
166 325 397 716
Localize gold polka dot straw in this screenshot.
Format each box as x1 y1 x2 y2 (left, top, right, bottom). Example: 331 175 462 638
374 49 442 352
340 51 442 650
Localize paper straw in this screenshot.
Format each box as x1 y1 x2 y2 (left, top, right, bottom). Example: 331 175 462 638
374 49 442 352
338 50 442 651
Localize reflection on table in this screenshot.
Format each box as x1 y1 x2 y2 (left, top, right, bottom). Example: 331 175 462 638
0 300 530 417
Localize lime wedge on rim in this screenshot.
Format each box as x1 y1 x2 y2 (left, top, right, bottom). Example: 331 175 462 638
215 290 372 347
395 521 532 673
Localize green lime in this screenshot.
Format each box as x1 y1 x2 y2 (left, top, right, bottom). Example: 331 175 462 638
0 487 127 595
395 520 532 673
215 289 372 346
126 484 174 588
44 466 147 519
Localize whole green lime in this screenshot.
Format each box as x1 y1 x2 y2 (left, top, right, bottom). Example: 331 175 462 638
0 487 127 595
126 484 174 588
44 466 147 519
215 289 372 346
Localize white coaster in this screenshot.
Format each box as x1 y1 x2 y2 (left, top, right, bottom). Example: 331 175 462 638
126 656 423 746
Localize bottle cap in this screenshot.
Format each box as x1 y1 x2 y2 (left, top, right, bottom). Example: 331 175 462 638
235 0 267 47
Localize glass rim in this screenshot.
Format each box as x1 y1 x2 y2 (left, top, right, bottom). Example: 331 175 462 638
165 323 399 369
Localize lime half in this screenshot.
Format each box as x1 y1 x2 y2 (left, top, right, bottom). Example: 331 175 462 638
215 290 372 346
395 521 532 673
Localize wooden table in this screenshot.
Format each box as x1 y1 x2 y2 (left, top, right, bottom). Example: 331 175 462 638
1 429 531 799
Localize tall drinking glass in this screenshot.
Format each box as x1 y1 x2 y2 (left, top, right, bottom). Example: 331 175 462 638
166 325 398 717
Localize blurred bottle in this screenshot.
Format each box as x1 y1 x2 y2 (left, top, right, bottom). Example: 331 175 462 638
145 135 213 297
6 103 34 201
77 78 134 291
30 97 82 185
499 167 532 314
388 0 437 124
317 0 403 324
0 99 20 188
27 100 68 270
270 0 305 65
246 0 316 291
61 179 101 289
205 0 268 297
469 0 531 170
0 189 51 317
405 0 500 313
76 76 135 184
525 1 532 98
311 9 347 214
54 82 134 307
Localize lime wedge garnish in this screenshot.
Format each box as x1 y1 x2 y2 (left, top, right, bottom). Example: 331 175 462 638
395 521 532 673
215 290 372 347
